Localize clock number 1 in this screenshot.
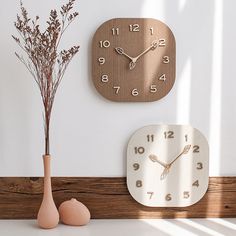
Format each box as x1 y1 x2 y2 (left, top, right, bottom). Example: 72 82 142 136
150 27 154 35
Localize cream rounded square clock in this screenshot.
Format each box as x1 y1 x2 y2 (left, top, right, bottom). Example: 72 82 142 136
127 124 209 207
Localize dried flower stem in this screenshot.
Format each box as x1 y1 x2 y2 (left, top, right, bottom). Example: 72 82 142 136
13 0 79 155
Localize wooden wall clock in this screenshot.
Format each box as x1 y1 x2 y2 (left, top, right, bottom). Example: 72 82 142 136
92 18 176 102
127 125 209 207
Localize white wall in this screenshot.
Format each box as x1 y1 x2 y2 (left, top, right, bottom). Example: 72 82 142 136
0 0 235 176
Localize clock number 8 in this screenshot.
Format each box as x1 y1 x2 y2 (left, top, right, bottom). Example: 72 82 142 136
136 180 142 188
101 75 109 83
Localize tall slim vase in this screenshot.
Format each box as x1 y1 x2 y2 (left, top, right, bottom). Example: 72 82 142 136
37 155 59 229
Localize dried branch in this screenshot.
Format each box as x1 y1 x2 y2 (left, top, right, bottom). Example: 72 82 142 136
13 0 79 155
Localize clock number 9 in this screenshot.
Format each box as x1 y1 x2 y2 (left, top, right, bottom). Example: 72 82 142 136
98 57 105 65
101 74 109 83
99 40 110 48
133 163 140 171
131 89 139 96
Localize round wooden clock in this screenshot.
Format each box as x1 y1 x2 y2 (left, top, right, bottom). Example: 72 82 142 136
127 125 209 207
92 18 176 102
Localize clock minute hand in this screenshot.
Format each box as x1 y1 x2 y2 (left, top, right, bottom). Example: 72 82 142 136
133 40 158 62
168 145 191 167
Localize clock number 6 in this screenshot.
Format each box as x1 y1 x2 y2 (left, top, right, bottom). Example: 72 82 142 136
131 89 139 96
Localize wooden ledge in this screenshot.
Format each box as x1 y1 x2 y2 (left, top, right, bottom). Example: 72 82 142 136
0 177 236 219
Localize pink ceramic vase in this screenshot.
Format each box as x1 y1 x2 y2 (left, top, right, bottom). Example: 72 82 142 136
37 155 59 229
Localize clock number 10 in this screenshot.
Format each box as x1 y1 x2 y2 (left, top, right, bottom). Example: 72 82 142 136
99 40 110 48
134 146 145 154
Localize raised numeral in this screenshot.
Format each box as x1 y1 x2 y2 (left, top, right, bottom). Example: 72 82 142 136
150 27 154 35
136 180 142 188
98 57 105 65
101 74 109 83
99 40 110 48
192 180 199 187
129 24 140 32
159 74 166 81
147 134 154 142
131 88 139 96
147 192 154 199
112 27 119 35
150 85 157 93
165 194 172 201
134 146 145 154
159 39 166 46
197 162 203 170
183 191 190 199
163 56 170 64
193 145 200 153
133 163 140 171
185 135 188 142
113 86 120 94
164 131 174 139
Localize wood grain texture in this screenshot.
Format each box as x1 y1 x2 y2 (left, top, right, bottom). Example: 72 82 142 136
0 177 235 219
92 18 176 102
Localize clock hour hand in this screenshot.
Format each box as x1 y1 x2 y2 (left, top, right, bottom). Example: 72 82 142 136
115 47 136 70
149 154 167 168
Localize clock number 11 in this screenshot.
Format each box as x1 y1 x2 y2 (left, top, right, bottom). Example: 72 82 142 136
147 134 154 142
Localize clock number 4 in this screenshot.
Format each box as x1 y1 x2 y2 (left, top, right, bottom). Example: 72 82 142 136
192 180 199 187
129 24 140 32
159 74 167 82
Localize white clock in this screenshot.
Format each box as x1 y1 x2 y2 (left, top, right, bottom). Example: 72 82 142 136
127 124 209 207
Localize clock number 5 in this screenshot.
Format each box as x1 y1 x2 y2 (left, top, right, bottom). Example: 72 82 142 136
150 85 157 93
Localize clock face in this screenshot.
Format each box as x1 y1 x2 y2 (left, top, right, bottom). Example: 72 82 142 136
92 18 176 102
127 125 209 207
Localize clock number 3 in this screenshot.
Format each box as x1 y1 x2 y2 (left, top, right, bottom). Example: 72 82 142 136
163 56 170 64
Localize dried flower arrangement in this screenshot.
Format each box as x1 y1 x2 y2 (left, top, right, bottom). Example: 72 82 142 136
12 0 79 155
12 0 80 229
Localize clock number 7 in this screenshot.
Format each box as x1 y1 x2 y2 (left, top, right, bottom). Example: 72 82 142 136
147 191 154 199
113 86 120 94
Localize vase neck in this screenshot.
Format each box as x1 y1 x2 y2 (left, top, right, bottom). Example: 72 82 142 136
43 155 52 198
